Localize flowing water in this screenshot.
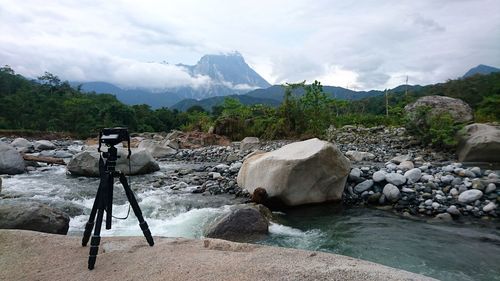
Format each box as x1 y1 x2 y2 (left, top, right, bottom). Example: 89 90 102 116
1 164 499 281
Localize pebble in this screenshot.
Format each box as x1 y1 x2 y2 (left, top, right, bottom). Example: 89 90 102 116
440 175 455 184
447 205 461 216
470 167 481 176
372 171 386 182
383 184 400 202
485 183 496 194
449 188 459 196
433 213 453 222
483 202 497 212
398 161 414 171
404 168 422 183
385 173 407 186
354 180 374 193
458 190 483 203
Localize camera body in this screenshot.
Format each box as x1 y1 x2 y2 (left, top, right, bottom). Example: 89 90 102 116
99 127 130 146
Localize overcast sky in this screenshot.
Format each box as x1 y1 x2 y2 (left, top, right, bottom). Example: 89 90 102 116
1 0 499 90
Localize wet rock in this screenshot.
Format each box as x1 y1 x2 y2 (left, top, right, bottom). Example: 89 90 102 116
446 205 461 216
0 142 25 175
432 213 453 222
458 189 483 203
354 180 374 193
383 184 400 202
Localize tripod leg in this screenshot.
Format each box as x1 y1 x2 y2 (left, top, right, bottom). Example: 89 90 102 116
119 173 154 246
105 172 114 230
82 178 106 246
88 207 105 270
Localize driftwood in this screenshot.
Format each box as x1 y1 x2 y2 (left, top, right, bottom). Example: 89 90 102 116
23 154 66 165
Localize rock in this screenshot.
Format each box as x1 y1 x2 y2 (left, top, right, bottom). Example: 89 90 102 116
204 204 269 242
446 205 461 216
354 180 374 193
240 137 260 151
372 170 386 182
237 138 350 206
457 123 500 163
67 149 160 177
161 139 179 150
390 154 411 164
215 164 230 171
211 172 222 179
345 151 375 162
404 168 422 183
229 162 242 173
397 161 414 171
458 189 483 203
10 138 33 152
138 139 176 158
483 202 497 212
440 175 455 185
471 179 484 191
383 184 400 202
470 167 481 176
485 183 496 194
385 173 406 186
404 95 473 124
349 168 362 182
34 140 56 151
0 142 25 175
0 200 69 234
432 213 453 222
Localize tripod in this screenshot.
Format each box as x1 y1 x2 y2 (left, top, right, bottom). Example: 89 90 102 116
81 145 154 270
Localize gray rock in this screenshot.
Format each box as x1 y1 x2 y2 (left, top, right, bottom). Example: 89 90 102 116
390 154 411 164
458 189 483 203
345 151 375 162
383 184 400 202
354 180 374 193
138 139 176 158
449 188 459 196
11 138 33 152
432 213 453 222
34 140 56 151
240 137 260 151
470 167 481 177
397 161 414 171
471 179 484 191
229 162 242 173
204 204 269 242
431 202 440 209
483 202 497 212
404 168 422 183
372 170 386 182
404 95 473 124
401 187 415 193
0 200 69 234
457 123 500 163
54 151 74 158
385 173 406 186
446 205 461 216
485 183 496 194
440 175 455 184
215 164 230 171
0 142 25 175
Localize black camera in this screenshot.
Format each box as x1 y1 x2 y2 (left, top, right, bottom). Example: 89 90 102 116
99 127 130 146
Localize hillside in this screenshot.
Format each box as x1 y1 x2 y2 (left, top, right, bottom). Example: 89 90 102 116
463 64 500 78
171 94 280 112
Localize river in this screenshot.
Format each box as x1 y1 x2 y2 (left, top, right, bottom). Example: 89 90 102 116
1 163 499 281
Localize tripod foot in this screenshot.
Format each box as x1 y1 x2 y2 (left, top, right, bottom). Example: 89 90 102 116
88 235 101 270
82 221 95 246
140 221 154 246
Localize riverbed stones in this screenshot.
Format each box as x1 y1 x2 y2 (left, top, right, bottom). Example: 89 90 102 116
458 189 483 203
34 140 56 151
354 180 374 193
483 202 497 212
345 151 375 162
204 204 269 242
446 205 461 216
0 142 25 175
404 168 422 183
138 139 176 158
404 95 473 124
372 170 386 182
457 123 500 163
385 173 406 186
485 183 496 194
383 184 400 202
240 137 260 151
397 161 414 171
0 200 69 234
67 149 160 177
237 138 350 206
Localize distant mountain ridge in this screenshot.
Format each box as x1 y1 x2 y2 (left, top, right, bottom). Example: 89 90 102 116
463 64 500 78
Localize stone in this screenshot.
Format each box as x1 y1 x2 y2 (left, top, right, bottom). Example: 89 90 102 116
483 202 497 212
431 202 440 209
458 189 483 203
432 213 453 222
240 137 260 151
349 168 362 182
485 183 496 194
138 139 176 158
471 179 484 191
390 154 411 164
372 170 386 182
385 173 406 186
211 172 222 179
457 123 500 163
229 162 242 173
354 180 374 193
404 168 422 183
401 187 415 193
345 151 375 162
404 95 473 124
383 184 400 202
67 149 160 177
34 140 56 151
397 161 414 171
470 167 481 176
10 138 33 152
424 199 433 206
237 138 350 206
161 139 180 150
440 175 455 185
446 205 461 216
449 188 459 196
0 142 25 175
204 204 269 242
0 200 69 234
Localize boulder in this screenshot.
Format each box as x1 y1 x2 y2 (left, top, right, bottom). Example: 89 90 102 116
138 139 176 158
0 200 69 234
457 123 500 163
345 151 375 162
204 204 269 242
404 168 422 183
385 173 407 186
458 189 483 203
383 184 400 202
0 142 25 175
67 149 160 177
404 95 473 124
354 180 374 193
34 140 56 151
240 137 260 151
237 138 350 206
11 138 33 153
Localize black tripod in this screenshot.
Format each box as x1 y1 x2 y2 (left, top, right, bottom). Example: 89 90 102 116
81 145 154 270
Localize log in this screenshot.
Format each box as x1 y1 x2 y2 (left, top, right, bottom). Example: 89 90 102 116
22 154 66 165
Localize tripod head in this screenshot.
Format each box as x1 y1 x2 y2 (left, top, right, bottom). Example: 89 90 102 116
98 127 131 159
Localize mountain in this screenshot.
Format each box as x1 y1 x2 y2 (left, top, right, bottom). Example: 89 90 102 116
171 95 281 112
463 64 500 78
76 81 183 108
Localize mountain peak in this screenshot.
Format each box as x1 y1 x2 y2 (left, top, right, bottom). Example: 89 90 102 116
463 64 500 78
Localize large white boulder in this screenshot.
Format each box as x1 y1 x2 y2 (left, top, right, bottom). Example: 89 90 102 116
0 142 25 175
138 139 176 158
240 137 260 151
404 95 473 124
67 148 160 177
457 123 500 163
11 138 33 153
237 138 350 206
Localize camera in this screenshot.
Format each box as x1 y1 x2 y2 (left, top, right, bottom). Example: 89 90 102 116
99 127 130 146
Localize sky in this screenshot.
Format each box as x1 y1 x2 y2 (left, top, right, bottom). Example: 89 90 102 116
1 0 499 90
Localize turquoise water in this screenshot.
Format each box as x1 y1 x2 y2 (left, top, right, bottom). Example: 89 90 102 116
259 205 500 281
